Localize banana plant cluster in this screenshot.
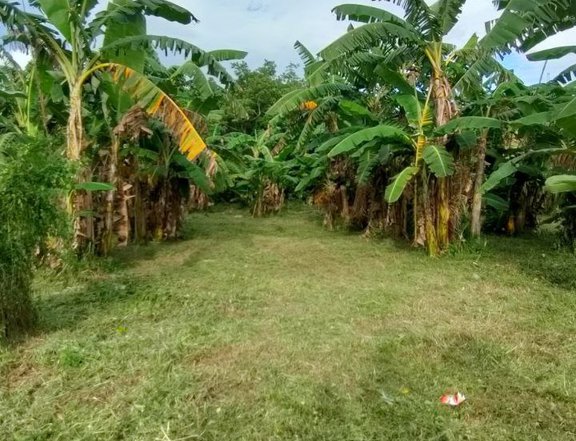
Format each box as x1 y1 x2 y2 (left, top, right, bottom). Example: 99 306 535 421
0 0 246 255
267 0 576 254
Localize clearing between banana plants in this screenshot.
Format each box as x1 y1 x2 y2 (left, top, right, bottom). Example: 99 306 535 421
1 205 576 441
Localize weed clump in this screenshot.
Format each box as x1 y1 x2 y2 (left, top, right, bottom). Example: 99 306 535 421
0 136 69 340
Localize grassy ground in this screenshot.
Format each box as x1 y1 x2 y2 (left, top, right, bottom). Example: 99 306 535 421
1 205 576 441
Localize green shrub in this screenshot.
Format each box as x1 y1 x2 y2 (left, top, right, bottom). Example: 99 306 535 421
0 135 70 340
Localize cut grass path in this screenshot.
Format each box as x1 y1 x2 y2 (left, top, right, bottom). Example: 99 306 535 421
2 205 576 440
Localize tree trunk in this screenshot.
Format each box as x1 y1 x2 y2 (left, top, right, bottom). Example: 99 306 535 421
134 178 147 243
422 170 439 256
341 185 350 224
67 83 93 253
437 177 450 250
431 70 457 254
67 84 84 161
101 138 119 255
470 131 488 237
116 180 131 246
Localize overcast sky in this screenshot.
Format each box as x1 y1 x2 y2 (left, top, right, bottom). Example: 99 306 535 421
9 0 576 84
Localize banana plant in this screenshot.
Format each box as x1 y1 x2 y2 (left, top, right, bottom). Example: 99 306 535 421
218 130 298 216
0 47 61 137
327 91 456 253
0 0 222 251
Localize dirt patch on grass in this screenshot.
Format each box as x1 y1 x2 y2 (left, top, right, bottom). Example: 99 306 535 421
184 340 282 402
188 339 281 370
3 359 51 392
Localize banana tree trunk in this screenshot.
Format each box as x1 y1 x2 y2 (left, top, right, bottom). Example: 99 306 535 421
67 82 93 253
67 83 84 161
134 178 147 243
341 185 350 224
421 170 439 256
253 184 264 218
101 138 119 255
470 130 488 237
431 70 457 253
117 180 131 246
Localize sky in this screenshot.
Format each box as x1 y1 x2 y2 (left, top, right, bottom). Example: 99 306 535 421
8 0 576 85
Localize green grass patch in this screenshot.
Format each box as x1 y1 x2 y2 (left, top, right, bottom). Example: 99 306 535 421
1 205 576 440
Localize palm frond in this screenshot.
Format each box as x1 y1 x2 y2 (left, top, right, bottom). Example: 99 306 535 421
320 22 420 61
482 0 574 54
375 0 436 37
296 96 340 150
429 0 466 35
100 35 237 85
328 125 412 157
267 82 353 119
332 4 410 26
108 64 206 160
294 40 316 67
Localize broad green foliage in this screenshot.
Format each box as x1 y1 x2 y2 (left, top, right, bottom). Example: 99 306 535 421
260 0 576 254
102 0 147 72
267 82 352 118
328 125 411 157
528 46 576 62
422 145 455 177
545 175 576 194
385 166 419 203
437 116 502 133
320 22 419 60
332 4 411 25
36 0 73 42
482 162 518 194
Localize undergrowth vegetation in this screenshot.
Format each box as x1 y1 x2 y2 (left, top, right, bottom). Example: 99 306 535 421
0 136 69 340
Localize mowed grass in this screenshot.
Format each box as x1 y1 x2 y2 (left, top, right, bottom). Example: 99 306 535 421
1 205 576 441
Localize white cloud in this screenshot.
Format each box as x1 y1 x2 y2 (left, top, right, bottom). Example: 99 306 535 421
145 0 575 85
154 0 502 64
6 0 575 85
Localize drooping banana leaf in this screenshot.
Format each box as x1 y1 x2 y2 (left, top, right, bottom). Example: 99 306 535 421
545 175 576 194
328 125 411 157
332 4 411 26
108 64 206 160
527 46 576 61
423 145 455 177
481 162 518 194
385 166 419 203
294 40 316 67
320 22 420 61
267 82 352 118
436 116 502 134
